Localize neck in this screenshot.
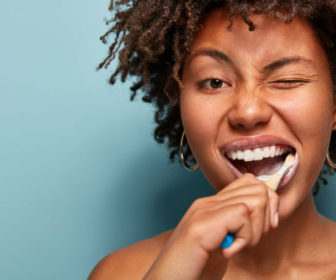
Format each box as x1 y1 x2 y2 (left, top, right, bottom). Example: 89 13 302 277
231 193 326 273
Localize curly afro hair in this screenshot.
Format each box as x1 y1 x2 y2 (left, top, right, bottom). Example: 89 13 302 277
98 0 336 195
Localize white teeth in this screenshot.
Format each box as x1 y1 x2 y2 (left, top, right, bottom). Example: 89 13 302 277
226 145 292 162
237 150 244 159
254 148 263 160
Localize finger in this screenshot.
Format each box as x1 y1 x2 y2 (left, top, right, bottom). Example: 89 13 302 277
267 187 280 228
185 181 266 217
217 178 275 232
179 202 252 253
216 184 271 234
220 203 253 258
216 195 268 245
263 190 271 233
177 195 219 225
216 173 259 194
194 195 268 247
225 180 278 231
193 185 278 232
203 183 272 239
216 182 268 200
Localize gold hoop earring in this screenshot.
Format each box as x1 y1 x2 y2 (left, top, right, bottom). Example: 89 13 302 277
180 130 199 171
326 150 336 169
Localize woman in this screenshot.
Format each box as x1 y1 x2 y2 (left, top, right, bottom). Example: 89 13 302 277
89 1 336 279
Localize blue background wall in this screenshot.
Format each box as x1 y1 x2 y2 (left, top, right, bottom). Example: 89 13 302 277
0 1 335 279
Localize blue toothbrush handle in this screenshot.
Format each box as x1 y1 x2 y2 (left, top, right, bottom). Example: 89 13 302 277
220 233 235 249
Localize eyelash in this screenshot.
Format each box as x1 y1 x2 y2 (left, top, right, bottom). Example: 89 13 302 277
197 78 230 90
269 79 309 89
197 78 309 90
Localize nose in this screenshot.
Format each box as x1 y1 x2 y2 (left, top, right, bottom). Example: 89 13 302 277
227 88 272 130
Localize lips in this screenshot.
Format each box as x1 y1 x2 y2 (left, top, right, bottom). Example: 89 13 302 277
220 136 299 190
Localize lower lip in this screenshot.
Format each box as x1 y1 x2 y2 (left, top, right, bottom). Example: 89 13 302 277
222 152 299 192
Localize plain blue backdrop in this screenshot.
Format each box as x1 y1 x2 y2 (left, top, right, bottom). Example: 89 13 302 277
0 1 335 279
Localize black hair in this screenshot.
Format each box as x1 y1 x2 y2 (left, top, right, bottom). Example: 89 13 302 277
99 0 336 195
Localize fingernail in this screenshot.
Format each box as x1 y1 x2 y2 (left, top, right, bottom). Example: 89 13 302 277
274 212 279 227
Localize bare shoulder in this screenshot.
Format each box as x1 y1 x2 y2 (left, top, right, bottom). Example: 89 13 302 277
88 229 173 280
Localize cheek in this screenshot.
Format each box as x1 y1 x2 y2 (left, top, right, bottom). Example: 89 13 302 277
180 93 222 159
180 93 233 189
276 88 334 186
284 90 333 144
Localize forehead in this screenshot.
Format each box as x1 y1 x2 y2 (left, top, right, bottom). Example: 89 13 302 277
189 8 325 66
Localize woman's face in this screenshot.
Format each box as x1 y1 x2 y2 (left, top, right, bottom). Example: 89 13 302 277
180 9 336 217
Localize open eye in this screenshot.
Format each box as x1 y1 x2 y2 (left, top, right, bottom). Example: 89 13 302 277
270 80 309 89
199 78 230 90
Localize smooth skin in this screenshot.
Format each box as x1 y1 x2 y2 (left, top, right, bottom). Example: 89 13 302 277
89 8 336 280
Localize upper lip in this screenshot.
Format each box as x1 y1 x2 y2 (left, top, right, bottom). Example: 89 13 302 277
220 135 296 154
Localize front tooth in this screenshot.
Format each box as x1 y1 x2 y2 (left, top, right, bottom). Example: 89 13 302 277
244 150 254 161
237 150 244 160
270 146 276 157
254 148 263 160
263 146 271 157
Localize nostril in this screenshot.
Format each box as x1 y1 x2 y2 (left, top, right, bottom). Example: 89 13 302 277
255 120 268 127
230 119 269 130
236 123 246 129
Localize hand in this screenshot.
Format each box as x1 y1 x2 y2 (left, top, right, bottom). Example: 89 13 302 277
143 173 280 280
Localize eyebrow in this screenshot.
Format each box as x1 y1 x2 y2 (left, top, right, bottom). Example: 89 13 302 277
187 48 316 73
187 49 234 66
261 56 316 73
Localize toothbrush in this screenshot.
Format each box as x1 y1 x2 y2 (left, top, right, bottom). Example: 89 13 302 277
220 153 295 249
